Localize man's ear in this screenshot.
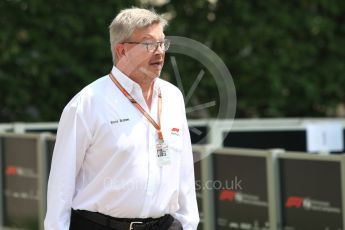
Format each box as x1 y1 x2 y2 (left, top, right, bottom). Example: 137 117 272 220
115 43 126 60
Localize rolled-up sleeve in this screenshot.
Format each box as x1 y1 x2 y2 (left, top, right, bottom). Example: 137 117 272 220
44 97 91 230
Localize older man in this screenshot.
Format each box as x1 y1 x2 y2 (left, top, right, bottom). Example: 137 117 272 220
44 7 199 230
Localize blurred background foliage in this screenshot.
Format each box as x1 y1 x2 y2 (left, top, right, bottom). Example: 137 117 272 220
1 0 345 121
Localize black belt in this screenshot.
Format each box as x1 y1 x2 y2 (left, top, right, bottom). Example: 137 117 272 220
72 209 174 230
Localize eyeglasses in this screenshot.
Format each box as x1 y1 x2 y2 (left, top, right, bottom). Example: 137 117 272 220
121 39 170 52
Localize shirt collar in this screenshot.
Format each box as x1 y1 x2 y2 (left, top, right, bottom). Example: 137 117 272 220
152 79 160 96
110 66 138 94
110 66 160 95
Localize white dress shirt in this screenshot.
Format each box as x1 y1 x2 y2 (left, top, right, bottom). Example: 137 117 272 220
44 66 199 230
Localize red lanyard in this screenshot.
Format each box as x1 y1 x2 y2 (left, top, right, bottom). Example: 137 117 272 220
109 72 164 141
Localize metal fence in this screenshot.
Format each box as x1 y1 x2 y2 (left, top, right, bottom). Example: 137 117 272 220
1 118 345 153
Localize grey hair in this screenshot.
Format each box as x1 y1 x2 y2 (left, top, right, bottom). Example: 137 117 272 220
109 7 168 64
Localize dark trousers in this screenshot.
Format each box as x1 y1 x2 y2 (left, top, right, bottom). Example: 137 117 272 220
69 210 183 230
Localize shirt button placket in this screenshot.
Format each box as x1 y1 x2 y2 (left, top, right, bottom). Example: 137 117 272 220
140 123 157 216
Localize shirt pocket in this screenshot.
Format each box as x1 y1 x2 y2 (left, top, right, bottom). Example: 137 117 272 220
165 126 183 154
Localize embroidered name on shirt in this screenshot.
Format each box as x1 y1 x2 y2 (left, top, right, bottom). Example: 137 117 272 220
110 118 130 124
